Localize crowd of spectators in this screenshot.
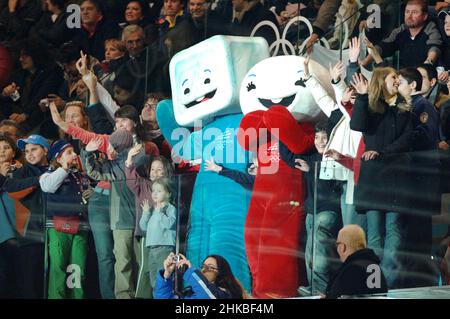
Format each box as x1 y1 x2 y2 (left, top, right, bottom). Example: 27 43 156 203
0 0 450 299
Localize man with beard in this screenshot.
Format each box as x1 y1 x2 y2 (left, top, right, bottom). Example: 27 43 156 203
360 0 443 69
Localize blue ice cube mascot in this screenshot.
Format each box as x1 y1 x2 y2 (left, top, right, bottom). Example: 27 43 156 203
156 35 269 292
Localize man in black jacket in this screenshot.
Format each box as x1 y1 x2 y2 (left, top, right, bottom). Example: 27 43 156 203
228 0 279 45
71 0 120 61
325 225 388 298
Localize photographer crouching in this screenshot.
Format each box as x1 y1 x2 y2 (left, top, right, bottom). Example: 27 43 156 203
154 252 247 299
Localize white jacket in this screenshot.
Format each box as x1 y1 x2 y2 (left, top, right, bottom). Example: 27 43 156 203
305 76 362 203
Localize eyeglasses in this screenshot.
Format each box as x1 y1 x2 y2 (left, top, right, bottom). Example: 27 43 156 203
145 103 157 110
201 264 218 272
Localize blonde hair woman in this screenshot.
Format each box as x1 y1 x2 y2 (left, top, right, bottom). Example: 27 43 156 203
350 68 413 289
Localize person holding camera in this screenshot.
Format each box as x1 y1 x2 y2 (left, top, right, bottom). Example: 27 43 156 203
154 252 246 299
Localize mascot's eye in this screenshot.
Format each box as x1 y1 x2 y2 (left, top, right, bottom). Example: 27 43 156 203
247 81 256 92
184 88 190 95
295 78 306 87
204 78 211 84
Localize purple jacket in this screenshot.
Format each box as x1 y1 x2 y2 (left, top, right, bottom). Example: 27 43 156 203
125 163 153 237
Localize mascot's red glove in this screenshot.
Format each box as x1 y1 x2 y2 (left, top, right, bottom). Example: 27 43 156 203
238 110 267 152
262 105 315 154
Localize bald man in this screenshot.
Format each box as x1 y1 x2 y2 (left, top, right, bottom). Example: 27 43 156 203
325 225 388 299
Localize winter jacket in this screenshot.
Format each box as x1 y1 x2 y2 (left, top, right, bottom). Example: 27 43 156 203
30 11 74 47
81 148 146 230
306 76 362 176
2 163 48 245
305 76 361 204
3 64 63 133
279 147 342 215
139 203 176 247
312 0 342 37
409 94 442 217
125 163 153 237
39 168 89 218
230 1 279 44
85 103 114 135
350 94 414 214
71 17 120 61
325 248 388 298
154 267 232 299
0 0 42 42
0 190 16 245
410 94 440 151
375 20 443 68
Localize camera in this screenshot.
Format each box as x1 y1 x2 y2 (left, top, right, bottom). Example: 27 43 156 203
172 254 181 264
10 90 20 102
39 98 50 107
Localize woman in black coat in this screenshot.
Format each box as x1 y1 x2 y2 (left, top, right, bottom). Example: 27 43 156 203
350 69 414 289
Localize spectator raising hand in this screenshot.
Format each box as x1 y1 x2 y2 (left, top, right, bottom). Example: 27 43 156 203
76 51 89 76
364 37 383 65
351 73 368 95
85 138 103 152
49 102 68 132
125 143 143 167
341 87 355 104
329 61 345 83
348 37 361 64
140 199 151 214
303 55 311 79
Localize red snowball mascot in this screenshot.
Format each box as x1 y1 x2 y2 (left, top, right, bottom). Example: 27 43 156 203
238 55 333 298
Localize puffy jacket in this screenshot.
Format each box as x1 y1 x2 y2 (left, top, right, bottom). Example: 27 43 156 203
154 267 232 299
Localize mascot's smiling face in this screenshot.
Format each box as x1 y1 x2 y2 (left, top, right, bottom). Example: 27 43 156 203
170 35 270 126
240 55 332 121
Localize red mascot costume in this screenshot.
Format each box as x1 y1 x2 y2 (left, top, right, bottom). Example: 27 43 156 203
237 55 333 298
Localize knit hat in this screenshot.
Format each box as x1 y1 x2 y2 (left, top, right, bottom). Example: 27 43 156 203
438 8 450 19
48 140 72 162
109 129 133 153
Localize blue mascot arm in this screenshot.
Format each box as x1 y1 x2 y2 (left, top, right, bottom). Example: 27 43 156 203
156 99 203 161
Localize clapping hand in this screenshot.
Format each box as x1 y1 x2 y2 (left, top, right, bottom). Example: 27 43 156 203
85 138 102 152
140 199 151 213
